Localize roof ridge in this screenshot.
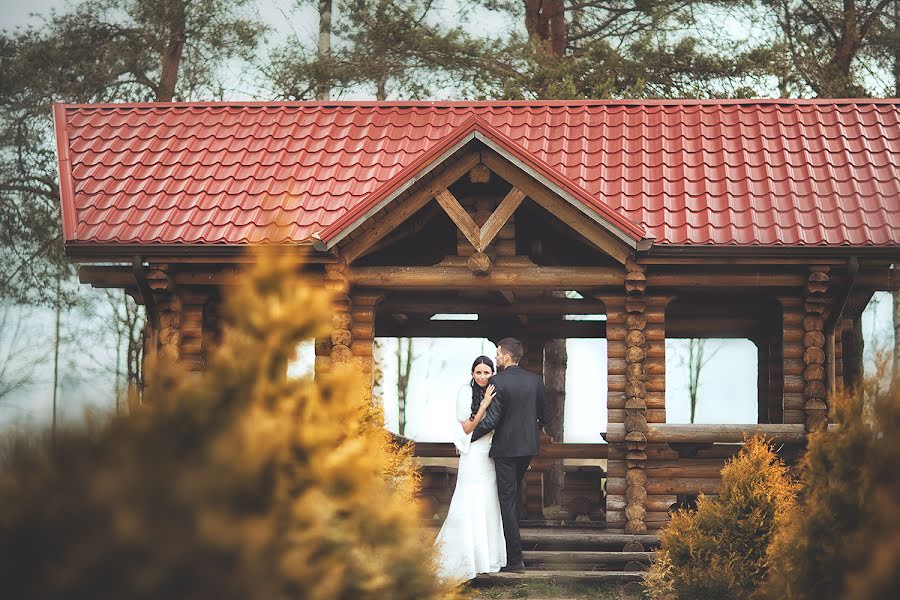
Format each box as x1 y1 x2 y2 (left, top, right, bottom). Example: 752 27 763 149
56 98 900 111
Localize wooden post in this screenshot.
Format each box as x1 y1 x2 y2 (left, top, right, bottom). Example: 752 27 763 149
803 267 829 432
599 259 649 534
543 338 566 510
320 261 383 403
350 293 381 403
523 335 547 520
779 296 805 424
146 265 182 364
622 258 649 534
325 262 353 368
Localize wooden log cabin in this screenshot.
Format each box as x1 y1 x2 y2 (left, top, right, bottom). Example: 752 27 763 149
55 100 899 534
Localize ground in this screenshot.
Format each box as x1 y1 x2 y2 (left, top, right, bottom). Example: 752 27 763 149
465 581 648 599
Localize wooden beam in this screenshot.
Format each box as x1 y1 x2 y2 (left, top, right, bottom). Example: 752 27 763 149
349 265 625 289
435 188 481 250
481 151 634 264
647 273 808 288
638 257 846 266
605 422 836 444
375 317 606 338
478 187 526 251
340 151 480 263
381 298 604 315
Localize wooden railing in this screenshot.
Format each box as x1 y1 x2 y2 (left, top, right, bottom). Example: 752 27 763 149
401 438 609 521
604 423 834 444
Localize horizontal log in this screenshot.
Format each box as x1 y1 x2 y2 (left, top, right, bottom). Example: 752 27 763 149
380 298 605 315
607 496 677 513
608 409 666 424
647 273 808 288
644 463 728 479
645 478 722 496
349 265 624 289
607 446 681 463
783 410 805 424
605 423 824 444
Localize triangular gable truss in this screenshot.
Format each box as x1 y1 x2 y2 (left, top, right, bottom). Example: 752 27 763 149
323 116 648 265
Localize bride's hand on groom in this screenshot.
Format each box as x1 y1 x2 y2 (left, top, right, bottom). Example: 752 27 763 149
480 385 496 409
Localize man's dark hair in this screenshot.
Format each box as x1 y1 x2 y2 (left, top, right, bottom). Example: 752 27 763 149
497 337 524 362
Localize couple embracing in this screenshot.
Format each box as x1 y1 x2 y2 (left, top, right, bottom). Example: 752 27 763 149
434 337 551 582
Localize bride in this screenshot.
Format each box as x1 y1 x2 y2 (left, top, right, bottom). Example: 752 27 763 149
434 355 507 582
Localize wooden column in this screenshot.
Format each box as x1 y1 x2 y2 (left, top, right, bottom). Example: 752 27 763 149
779 296 805 424
803 267 829 432
543 338 566 509
146 265 182 364
599 258 650 534
318 261 382 402
600 293 627 530
350 293 380 403
523 335 546 520
325 262 353 367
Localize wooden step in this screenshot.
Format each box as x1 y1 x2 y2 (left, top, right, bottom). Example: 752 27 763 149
524 550 652 568
473 570 643 584
520 528 659 549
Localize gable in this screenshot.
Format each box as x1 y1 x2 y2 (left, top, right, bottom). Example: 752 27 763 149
327 118 645 265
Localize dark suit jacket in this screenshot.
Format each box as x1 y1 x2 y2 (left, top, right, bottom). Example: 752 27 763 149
471 365 550 458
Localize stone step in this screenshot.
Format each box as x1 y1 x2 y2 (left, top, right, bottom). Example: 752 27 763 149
524 550 652 569
473 570 643 584
520 528 660 550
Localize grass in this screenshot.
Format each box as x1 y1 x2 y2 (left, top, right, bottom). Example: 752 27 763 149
466 580 647 599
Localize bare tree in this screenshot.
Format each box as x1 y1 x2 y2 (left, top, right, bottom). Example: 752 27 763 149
684 338 721 424
0 305 41 405
892 290 900 394
396 337 413 436
317 0 333 100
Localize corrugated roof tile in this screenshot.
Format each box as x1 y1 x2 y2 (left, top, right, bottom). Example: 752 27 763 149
55 100 900 247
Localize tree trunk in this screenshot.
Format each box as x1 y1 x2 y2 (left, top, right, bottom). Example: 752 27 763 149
157 0 187 101
317 0 333 101
688 339 704 423
52 278 62 441
397 338 413 436
543 339 566 508
523 0 566 57
893 291 900 393
843 316 865 391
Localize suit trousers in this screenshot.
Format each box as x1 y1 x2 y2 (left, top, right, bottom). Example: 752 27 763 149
494 455 533 567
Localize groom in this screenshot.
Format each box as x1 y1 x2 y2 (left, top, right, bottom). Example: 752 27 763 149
471 337 550 573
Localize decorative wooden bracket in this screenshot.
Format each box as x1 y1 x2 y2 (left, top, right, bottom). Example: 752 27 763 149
434 185 526 253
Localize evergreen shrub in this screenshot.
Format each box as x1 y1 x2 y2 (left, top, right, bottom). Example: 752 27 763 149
643 435 797 599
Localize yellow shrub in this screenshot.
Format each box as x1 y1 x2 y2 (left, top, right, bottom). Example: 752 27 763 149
0 247 458 600
765 375 900 600
644 435 798 600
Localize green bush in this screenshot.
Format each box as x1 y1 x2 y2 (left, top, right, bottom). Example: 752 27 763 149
643 435 798 600
0 247 457 600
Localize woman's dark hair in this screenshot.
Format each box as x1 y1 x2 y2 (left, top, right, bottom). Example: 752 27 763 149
469 356 495 420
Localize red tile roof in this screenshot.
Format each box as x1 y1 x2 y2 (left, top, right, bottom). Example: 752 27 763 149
54 99 900 249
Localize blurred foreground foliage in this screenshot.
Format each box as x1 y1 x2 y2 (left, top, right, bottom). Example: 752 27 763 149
0 246 457 600
765 371 900 600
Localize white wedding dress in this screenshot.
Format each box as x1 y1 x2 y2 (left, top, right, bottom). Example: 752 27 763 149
434 384 507 582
